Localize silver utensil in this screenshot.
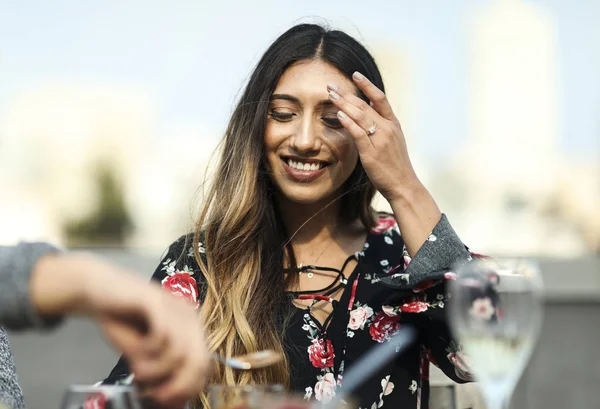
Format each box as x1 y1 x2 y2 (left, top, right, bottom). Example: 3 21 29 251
122 349 284 385
212 349 283 370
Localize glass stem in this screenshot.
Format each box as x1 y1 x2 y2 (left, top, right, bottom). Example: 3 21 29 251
485 392 511 409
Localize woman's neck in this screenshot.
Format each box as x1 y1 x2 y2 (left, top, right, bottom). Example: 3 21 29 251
277 195 342 245
277 195 368 291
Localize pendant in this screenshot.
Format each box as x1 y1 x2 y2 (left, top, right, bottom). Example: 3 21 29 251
298 263 314 279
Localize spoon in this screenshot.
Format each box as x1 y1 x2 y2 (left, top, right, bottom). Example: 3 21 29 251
213 349 283 370
122 349 283 385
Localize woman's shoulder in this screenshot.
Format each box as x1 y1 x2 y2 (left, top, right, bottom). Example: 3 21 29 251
154 233 206 308
159 233 206 272
163 233 194 254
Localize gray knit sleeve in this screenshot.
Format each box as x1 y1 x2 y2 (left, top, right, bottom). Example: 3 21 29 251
0 242 64 331
0 327 25 408
379 214 472 289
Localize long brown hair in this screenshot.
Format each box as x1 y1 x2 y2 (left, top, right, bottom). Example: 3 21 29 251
192 23 386 407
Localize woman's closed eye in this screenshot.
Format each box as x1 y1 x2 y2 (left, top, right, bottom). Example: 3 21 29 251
322 115 343 129
269 110 295 121
268 110 342 128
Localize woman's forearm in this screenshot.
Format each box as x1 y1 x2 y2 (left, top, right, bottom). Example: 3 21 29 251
389 181 442 257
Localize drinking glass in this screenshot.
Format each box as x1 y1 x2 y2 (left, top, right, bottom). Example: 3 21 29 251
61 385 142 409
447 258 544 409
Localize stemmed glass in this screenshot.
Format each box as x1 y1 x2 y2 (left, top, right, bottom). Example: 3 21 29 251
447 258 544 409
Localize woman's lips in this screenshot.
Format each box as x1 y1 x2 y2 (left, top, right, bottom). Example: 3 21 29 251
281 158 328 182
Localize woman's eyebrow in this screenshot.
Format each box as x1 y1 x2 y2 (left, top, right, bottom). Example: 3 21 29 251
270 94 335 109
270 94 300 104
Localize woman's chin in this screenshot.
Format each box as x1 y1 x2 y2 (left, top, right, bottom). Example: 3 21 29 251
278 188 334 206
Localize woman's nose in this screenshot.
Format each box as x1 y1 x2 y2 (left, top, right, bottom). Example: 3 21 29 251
289 119 321 153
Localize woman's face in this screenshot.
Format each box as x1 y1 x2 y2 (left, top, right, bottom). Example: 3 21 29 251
265 60 359 205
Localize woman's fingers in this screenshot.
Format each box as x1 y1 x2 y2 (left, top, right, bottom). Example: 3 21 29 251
351 71 395 121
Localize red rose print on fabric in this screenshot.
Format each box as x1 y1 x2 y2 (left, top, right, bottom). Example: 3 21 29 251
348 304 374 330
400 299 429 313
369 311 401 343
382 305 398 317
371 216 397 234
161 272 200 308
314 373 336 403
307 338 335 369
84 393 107 409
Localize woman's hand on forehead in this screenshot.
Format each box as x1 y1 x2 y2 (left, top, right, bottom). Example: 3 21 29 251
326 71 418 202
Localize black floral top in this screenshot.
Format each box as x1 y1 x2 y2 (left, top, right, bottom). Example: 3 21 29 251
104 214 477 409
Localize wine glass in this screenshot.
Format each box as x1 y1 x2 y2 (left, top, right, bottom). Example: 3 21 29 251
447 258 544 409
61 385 142 409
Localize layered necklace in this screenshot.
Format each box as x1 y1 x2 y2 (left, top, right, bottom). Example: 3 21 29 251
284 229 339 279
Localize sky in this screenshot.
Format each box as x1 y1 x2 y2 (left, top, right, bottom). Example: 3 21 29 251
0 0 598 161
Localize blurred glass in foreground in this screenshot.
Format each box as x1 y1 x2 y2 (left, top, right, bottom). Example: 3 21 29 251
447 258 544 409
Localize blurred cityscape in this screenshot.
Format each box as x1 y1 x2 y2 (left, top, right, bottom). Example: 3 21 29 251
0 0 598 257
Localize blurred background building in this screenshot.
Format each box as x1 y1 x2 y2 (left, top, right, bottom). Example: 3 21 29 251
434 0 600 256
1 0 598 256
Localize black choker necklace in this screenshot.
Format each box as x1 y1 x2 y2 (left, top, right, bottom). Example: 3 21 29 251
283 264 344 279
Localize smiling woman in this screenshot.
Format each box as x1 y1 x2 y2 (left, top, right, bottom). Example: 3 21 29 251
103 23 482 409
265 60 360 203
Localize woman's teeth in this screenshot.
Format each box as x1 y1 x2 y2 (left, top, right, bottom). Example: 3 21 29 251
287 159 323 171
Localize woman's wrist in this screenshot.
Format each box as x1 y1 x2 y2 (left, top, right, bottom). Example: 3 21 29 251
388 181 442 256
387 178 429 211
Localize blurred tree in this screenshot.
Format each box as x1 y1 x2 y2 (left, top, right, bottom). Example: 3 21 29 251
64 163 133 246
